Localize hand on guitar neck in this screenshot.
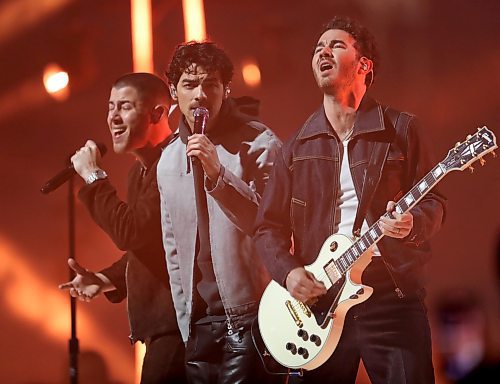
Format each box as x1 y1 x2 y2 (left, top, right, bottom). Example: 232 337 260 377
379 201 414 239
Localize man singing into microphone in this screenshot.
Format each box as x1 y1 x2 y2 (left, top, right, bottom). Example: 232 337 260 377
157 41 282 383
59 72 186 383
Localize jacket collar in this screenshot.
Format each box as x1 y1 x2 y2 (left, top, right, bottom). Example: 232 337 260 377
297 95 387 141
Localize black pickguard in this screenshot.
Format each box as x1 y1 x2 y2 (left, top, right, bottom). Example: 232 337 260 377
310 275 346 327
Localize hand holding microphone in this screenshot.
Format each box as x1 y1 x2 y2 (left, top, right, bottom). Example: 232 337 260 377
70 140 106 181
40 140 107 194
187 107 222 182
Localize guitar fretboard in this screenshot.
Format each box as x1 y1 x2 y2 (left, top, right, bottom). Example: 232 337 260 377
332 164 447 274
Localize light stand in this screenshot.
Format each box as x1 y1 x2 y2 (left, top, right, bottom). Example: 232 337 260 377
67 176 79 384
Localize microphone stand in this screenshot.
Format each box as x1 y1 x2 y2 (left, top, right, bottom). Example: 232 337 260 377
68 176 79 384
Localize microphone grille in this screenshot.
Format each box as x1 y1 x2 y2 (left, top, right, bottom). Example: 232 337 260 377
193 107 209 118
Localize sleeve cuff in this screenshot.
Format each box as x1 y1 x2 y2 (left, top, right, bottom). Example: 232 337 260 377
205 165 226 193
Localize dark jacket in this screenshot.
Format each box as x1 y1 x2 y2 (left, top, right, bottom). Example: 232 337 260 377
254 96 447 294
79 149 180 343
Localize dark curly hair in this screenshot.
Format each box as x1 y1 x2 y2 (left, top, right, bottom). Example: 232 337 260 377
165 41 234 88
316 16 380 87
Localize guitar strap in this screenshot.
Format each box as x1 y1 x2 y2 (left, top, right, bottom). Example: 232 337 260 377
352 107 410 238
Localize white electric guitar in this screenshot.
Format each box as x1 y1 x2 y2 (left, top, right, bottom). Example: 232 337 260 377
258 126 497 371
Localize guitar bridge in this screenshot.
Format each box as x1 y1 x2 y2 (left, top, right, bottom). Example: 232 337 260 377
285 300 303 327
297 300 311 317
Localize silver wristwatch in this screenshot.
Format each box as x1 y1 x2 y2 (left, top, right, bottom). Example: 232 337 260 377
85 169 108 184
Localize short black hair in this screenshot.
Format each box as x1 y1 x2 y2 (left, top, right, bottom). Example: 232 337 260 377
165 41 234 88
112 72 171 107
318 16 379 86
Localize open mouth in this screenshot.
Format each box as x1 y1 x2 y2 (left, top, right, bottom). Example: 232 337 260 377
319 61 333 72
112 126 127 140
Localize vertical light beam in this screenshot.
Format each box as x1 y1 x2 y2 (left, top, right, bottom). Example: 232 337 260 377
182 0 207 41
131 0 154 72
135 343 146 384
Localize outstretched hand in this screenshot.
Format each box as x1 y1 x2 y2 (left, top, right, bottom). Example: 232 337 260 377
58 259 106 302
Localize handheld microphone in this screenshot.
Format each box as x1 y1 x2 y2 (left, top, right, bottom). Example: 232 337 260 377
191 107 210 169
193 107 209 134
40 142 107 194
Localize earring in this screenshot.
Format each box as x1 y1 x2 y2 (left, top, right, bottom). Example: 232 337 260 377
170 87 177 99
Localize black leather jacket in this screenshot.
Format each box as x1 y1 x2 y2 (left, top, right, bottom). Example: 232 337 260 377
254 96 446 294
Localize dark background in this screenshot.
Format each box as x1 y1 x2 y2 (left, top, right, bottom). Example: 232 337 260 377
0 0 498 383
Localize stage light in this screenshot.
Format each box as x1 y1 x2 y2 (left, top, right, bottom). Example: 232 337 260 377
242 59 261 88
135 343 146 384
182 0 207 41
43 63 69 101
131 0 153 73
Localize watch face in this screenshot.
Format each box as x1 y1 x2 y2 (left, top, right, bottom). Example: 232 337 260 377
95 169 107 178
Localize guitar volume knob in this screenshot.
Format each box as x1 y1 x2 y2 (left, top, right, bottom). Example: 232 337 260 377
286 342 297 354
297 329 309 340
298 347 309 359
310 334 321 346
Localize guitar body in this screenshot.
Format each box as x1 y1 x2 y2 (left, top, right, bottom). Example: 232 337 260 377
258 126 497 371
258 233 374 370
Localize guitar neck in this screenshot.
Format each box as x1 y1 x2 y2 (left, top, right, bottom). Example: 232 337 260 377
334 163 447 274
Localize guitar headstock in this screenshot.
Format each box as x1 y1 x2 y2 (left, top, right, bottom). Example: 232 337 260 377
441 126 497 173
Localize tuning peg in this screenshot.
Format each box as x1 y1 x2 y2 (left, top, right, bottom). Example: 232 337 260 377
466 135 472 140
479 157 486 166
468 166 474 173
492 151 497 158
455 142 461 148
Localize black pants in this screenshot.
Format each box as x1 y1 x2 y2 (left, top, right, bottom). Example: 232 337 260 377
293 282 434 384
185 316 282 384
141 332 187 384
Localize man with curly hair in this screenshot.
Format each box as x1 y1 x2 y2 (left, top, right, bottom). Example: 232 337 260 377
254 15 446 383
157 41 282 383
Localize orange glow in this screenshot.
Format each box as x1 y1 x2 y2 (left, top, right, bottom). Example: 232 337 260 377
182 0 207 41
135 342 146 384
131 0 154 73
0 0 74 45
0 236 134 382
242 59 262 88
0 76 47 123
43 63 69 101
